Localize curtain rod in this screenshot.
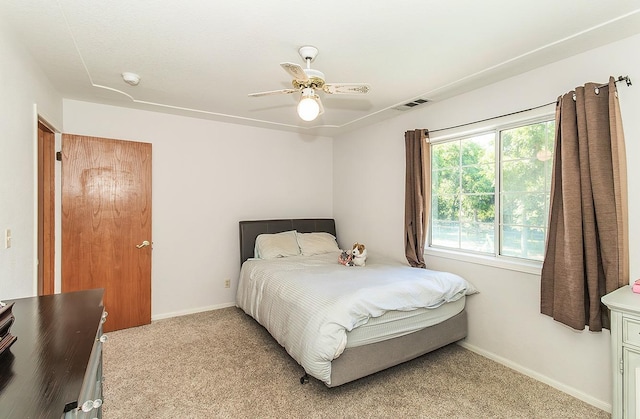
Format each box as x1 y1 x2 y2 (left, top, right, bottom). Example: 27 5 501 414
428 75 632 134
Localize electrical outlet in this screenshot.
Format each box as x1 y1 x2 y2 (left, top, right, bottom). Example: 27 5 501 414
224 279 230 288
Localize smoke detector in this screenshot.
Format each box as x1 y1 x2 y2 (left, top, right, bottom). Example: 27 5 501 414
122 72 140 86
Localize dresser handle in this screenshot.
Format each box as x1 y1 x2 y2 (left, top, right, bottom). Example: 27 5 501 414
99 334 108 343
81 400 95 412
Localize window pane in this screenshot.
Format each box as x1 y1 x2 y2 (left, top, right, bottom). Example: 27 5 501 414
460 222 494 253
461 194 495 224
501 226 546 260
431 221 460 248
461 133 494 165
460 192 494 253
502 123 551 160
432 194 460 222
499 120 554 260
545 120 555 152
502 159 546 193
462 163 494 194
431 134 495 254
433 168 460 194
432 141 460 171
502 192 547 226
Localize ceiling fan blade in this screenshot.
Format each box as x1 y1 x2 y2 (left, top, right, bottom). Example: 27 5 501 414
323 83 371 95
280 62 309 81
248 89 297 97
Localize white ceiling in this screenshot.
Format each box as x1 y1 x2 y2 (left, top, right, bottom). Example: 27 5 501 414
2 1 640 136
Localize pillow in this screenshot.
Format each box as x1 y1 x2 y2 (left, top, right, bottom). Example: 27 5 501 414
296 232 340 256
254 230 300 259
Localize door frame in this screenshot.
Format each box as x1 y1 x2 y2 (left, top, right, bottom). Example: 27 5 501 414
37 121 55 295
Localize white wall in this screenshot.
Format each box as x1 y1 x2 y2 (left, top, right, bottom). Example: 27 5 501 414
0 23 63 299
63 100 334 318
333 34 640 410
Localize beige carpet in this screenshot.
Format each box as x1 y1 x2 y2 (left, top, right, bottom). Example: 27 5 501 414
102 307 609 418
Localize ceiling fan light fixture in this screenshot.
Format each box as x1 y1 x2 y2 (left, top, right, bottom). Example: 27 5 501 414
248 46 370 123
297 88 320 121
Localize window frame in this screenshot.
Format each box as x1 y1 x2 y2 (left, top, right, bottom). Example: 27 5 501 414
426 109 555 274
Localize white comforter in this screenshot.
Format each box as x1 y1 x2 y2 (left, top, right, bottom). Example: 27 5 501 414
235 252 475 386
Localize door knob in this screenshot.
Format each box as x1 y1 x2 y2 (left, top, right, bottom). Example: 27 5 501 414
136 240 150 249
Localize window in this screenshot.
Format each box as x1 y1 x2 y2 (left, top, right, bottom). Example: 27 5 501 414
430 119 554 262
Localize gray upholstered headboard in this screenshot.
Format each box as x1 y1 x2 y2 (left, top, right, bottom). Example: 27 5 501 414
239 218 336 265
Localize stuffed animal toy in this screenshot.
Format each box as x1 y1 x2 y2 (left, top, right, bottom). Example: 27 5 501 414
338 250 353 266
351 242 367 267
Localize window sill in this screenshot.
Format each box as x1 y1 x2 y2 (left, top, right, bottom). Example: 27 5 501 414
424 247 542 275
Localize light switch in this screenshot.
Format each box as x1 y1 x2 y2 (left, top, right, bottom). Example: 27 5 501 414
5 229 11 249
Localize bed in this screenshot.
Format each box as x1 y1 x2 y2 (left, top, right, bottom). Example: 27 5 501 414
236 218 474 387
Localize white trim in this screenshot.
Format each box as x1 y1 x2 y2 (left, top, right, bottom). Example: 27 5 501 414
425 246 542 275
151 302 236 321
32 105 39 295
457 341 612 413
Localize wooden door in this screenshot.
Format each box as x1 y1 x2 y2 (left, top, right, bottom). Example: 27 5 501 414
61 134 152 332
37 122 55 296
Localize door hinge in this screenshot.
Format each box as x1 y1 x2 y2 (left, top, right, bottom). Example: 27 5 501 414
620 358 624 374
55 151 62 161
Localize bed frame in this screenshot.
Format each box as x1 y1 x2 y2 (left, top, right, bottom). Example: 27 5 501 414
238 218 468 387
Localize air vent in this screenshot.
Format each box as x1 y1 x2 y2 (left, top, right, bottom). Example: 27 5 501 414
394 98 430 111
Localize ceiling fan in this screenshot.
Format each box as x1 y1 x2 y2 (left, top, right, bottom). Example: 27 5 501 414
248 46 371 121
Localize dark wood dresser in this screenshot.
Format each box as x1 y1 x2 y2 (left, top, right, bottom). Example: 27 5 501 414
0 289 106 418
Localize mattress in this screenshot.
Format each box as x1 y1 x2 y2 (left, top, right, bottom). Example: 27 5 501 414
236 251 476 385
345 296 465 348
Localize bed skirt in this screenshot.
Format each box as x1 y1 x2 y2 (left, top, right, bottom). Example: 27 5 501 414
328 309 467 387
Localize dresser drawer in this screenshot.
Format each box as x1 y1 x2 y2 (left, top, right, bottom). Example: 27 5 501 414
623 317 640 347
69 314 105 419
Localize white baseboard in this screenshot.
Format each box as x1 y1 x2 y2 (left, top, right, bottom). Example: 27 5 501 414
151 302 236 321
457 341 611 413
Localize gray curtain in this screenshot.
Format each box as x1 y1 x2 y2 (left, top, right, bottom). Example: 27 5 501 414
404 129 430 268
541 77 629 331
